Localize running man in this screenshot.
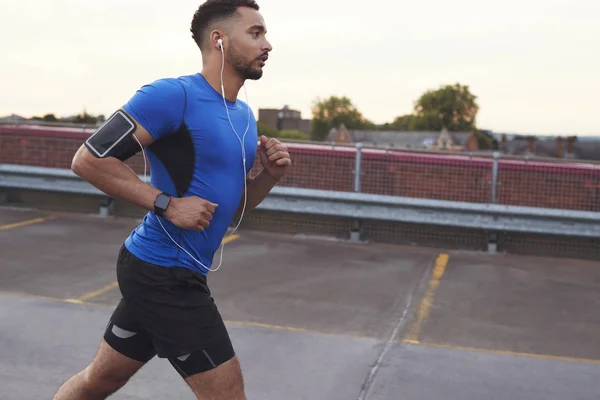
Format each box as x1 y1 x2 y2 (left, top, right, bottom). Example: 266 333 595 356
53 1 290 399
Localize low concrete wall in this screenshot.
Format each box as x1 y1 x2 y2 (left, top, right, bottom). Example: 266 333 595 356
2 187 599 261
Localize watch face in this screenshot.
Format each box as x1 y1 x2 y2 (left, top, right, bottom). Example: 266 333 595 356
156 194 170 209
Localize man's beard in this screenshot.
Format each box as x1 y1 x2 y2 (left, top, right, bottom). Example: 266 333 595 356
227 43 263 80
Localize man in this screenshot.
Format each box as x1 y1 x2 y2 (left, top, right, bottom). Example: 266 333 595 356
52 1 290 399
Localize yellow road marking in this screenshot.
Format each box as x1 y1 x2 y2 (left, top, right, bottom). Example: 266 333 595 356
66 234 241 303
0 216 55 231
222 234 240 244
0 290 113 308
405 253 449 342
401 339 600 365
2 291 600 365
0 290 371 340
224 320 375 341
69 281 120 302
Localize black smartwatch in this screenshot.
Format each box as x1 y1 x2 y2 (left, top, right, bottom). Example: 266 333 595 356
154 192 171 216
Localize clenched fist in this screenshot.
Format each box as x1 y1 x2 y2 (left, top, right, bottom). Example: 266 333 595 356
164 196 218 231
258 135 291 180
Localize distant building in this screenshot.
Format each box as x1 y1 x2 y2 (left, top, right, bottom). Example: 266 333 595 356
0 114 27 123
499 134 600 161
258 105 311 134
326 124 480 152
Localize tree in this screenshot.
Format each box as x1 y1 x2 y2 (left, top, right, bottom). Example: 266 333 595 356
73 109 99 124
257 121 279 138
383 83 495 149
276 130 308 140
408 112 444 131
474 129 497 150
382 114 415 131
414 83 479 132
310 96 374 141
256 121 308 141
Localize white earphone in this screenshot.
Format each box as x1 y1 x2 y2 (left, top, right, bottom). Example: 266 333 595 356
133 34 250 274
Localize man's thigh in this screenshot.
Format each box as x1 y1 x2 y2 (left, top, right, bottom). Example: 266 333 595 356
103 298 157 364
88 337 150 385
172 354 245 400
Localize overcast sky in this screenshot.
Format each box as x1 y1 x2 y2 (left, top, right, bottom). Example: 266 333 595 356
1 0 598 136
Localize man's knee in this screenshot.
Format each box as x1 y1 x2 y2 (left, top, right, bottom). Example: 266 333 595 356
81 364 130 396
79 339 144 396
183 354 246 400
214 357 245 399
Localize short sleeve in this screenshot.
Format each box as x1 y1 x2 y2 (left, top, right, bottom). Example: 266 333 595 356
122 78 185 140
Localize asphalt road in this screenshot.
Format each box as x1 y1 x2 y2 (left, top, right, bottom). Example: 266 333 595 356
1 206 599 399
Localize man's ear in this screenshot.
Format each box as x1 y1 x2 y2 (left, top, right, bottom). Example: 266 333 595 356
210 30 225 50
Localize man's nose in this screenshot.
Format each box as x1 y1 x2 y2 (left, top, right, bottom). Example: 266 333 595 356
264 39 273 52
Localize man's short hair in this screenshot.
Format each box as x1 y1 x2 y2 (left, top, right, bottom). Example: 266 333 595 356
190 0 260 50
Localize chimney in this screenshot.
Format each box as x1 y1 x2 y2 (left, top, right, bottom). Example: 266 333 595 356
500 134 507 152
556 136 563 158
567 136 575 153
528 136 536 155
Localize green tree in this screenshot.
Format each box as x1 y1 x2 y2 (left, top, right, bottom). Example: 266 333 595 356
310 96 373 141
385 83 496 149
474 129 497 149
42 113 57 122
276 130 308 140
381 114 416 131
257 121 279 137
414 83 479 131
409 112 444 131
73 109 98 124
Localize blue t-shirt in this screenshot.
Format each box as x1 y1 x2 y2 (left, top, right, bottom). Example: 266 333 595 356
121 73 257 275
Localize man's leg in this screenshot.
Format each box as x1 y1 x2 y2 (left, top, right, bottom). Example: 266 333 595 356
52 338 148 400
53 298 156 399
170 353 245 400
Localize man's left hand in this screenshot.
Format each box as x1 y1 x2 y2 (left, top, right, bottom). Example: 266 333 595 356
258 135 291 180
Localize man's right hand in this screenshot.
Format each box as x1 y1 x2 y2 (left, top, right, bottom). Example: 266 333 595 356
164 196 218 231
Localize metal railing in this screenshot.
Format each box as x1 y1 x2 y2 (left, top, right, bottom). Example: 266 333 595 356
257 142 600 212
2 124 600 255
1 162 600 243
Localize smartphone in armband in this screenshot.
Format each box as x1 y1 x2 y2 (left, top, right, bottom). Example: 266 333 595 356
85 110 136 158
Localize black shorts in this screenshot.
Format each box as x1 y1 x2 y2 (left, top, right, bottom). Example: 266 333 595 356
103 245 235 378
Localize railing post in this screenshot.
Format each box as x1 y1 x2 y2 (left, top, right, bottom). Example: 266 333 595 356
491 151 500 204
350 143 363 242
354 143 363 192
99 197 115 217
488 151 501 253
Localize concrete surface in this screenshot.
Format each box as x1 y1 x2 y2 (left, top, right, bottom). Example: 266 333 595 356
364 342 600 400
419 251 600 359
0 294 382 400
1 206 600 399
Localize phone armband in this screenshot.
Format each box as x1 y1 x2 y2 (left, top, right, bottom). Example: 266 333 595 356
84 110 141 161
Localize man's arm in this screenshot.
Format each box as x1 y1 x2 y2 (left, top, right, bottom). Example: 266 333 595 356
233 136 292 220
72 111 218 231
233 169 278 219
71 114 161 212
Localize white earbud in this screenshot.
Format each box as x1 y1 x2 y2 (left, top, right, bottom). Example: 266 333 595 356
217 38 223 51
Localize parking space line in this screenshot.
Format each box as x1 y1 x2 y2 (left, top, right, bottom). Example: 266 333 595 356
0 290 373 341
401 340 600 365
0 216 56 231
224 320 373 341
223 234 240 244
68 282 120 303
0 290 113 308
404 253 449 342
66 234 242 303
